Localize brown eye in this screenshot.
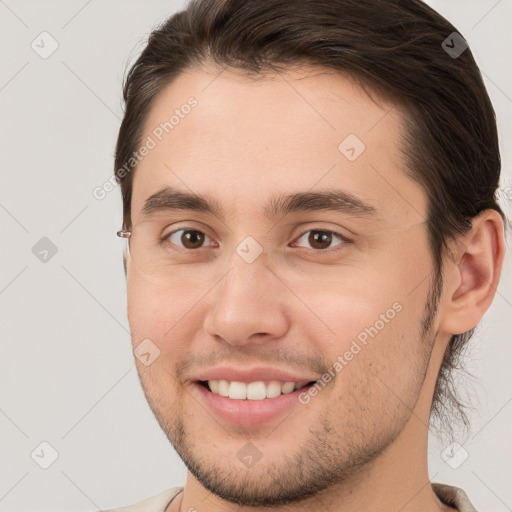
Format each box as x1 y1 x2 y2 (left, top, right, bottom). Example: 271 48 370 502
168 229 210 249
309 231 332 250
294 229 345 251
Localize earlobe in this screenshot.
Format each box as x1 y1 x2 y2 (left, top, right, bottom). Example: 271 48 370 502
439 210 505 335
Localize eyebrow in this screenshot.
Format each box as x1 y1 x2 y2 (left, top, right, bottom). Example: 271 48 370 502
141 186 378 221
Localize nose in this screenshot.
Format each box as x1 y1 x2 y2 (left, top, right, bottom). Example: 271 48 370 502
203 252 290 347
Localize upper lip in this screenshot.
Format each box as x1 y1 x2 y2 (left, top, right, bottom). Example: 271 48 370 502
194 366 319 383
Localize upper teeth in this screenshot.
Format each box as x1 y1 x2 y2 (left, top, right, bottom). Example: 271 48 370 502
207 380 309 400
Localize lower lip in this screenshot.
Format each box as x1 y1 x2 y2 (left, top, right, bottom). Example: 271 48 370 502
193 382 313 427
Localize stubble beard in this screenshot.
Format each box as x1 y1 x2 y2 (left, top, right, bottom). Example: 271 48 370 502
138 274 441 507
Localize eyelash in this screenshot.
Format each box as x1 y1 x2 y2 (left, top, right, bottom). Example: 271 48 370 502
163 227 350 253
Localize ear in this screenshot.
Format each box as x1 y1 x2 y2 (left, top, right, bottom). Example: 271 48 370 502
439 210 506 335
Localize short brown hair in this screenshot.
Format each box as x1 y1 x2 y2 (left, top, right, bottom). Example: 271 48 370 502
114 0 504 433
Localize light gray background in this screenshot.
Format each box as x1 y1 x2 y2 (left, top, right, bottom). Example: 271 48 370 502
0 1 511 511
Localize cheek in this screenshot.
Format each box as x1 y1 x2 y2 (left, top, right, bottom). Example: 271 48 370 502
127 277 187 401
126 274 173 346
284 264 420 343
289 252 431 376
310 302 428 432
126 269 209 355
306 290 413 376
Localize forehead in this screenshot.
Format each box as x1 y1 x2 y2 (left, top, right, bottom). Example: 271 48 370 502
131 65 427 227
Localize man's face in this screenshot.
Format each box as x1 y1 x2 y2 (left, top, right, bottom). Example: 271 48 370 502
127 66 439 505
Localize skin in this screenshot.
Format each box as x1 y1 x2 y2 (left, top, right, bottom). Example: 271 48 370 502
125 64 504 512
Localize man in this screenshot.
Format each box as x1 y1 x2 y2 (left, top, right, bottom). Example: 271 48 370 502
106 0 506 510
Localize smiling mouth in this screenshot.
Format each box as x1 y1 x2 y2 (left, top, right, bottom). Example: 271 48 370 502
198 379 317 400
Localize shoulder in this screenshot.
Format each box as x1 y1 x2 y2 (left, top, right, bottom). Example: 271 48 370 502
100 487 184 512
432 482 479 512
